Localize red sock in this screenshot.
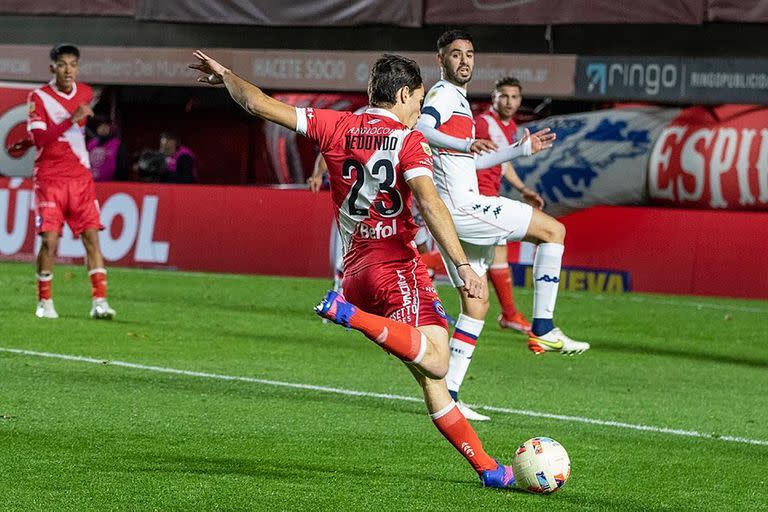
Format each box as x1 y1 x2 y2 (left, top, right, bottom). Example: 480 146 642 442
37 273 52 300
347 308 426 363
488 264 516 319
89 268 107 299
431 402 497 473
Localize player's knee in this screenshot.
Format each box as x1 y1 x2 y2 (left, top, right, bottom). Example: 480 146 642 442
464 299 489 319
480 295 490 314
557 222 566 243
542 220 566 244
425 337 450 379
40 237 58 255
81 232 99 251
430 363 449 380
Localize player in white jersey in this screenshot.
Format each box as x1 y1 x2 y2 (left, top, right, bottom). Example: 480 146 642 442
417 30 590 421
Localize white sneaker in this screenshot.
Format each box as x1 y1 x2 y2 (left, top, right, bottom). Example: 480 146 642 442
456 401 491 421
528 327 590 355
90 298 116 320
35 299 59 319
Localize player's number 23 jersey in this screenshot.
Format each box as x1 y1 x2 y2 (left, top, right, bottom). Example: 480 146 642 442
296 107 434 275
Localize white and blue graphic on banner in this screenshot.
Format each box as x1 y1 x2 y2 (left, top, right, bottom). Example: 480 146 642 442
509 107 679 217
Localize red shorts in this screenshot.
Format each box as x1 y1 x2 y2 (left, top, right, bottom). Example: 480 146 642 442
34 177 104 237
343 257 449 329
477 169 502 197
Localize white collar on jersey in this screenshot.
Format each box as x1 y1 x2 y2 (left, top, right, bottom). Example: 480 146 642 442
365 107 402 123
49 79 78 100
438 79 468 97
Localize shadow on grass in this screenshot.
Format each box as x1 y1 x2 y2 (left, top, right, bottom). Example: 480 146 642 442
598 341 768 369
119 455 693 511
9 364 429 419
124 453 471 487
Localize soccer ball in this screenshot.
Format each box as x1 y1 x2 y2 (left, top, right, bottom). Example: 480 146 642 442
512 437 571 493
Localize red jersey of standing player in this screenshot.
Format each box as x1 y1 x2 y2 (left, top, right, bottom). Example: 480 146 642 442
474 108 517 197
28 81 93 181
28 44 115 321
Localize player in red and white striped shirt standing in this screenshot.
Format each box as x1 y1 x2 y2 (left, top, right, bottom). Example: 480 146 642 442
474 77 545 335
417 30 590 422
28 44 115 319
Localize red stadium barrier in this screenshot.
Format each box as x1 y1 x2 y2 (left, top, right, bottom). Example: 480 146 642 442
0 178 335 277
557 205 768 299
2 178 765 298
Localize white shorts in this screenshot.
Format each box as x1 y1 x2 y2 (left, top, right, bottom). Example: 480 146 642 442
439 195 533 287
438 240 495 288
452 195 533 246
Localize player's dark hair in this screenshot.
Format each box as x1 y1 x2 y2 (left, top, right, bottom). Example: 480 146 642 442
437 30 474 53
50 44 80 62
494 76 522 93
368 54 423 108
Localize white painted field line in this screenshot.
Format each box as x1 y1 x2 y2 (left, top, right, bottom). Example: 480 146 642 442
2 347 767 447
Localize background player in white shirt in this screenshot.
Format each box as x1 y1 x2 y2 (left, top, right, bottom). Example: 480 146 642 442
417 30 590 421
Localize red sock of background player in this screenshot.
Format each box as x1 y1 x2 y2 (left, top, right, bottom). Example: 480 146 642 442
488 264 517 319
419 250 443 271
37 272 53 300
89 268 107 299
431 402 497 473
344 307 427 364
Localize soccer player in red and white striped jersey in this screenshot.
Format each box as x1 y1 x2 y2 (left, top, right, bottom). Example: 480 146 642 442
28 44 115 320
191 50 516 488
474 77 545 335
417 30 589 421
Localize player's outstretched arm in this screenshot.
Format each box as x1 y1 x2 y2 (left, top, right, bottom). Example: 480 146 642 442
416 115 497 154
408 176 487 299
190 50 297 131
475 128 556 170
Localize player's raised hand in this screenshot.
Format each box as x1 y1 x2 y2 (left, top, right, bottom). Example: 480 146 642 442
307 174 324 193
470 138 498 154
521 186 546 210
457 265 487 299
71 104 94 123
7 136 33 157
522 127 556 154
189 50 228 85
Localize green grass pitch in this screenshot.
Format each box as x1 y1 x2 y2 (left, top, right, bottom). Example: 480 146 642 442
1 261 767 511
